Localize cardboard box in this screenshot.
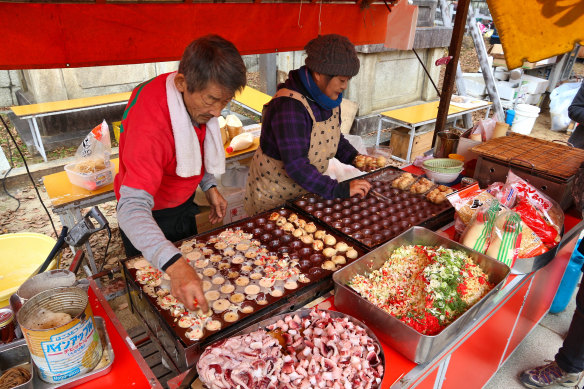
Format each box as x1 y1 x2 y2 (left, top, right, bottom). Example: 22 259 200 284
492 53 556 70
196 205 223 233
493 57 507 68
522 56 557 69
390 127 434 161
195 184 248 225
489 44 505 59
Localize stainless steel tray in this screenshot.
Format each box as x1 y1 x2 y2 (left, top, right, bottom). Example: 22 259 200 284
333 227 510 364
32 316 114 388
186 309 385 388
0 339 33 389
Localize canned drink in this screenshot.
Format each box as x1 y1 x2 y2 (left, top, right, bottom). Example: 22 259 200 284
16 287 103 383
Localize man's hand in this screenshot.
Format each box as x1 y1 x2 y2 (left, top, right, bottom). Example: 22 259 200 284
165 257 209 312
205 187 227 224
350 179 371 198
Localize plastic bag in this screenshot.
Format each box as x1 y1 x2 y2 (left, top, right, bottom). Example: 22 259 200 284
447 183 501 234
324 158 365 182
461 200 500 253
70 120 112 174
505 171 562 247
354 145 392 172
549 82 582 131
513 197 559 246
471 118 496 142
505 171 561 230
486 211 522 267
65 120 113 190
221 162 249 188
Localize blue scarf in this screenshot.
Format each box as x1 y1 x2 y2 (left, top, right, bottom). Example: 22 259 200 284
298 66 343 110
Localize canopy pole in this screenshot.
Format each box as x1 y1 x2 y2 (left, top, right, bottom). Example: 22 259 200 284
432 0 472 147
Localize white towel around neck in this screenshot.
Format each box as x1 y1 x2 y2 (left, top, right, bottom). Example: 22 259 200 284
166 72 225 177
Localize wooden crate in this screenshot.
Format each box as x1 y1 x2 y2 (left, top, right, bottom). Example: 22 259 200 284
390 127 435 161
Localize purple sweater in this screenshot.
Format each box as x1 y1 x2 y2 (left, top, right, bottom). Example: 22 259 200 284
260 69 358 199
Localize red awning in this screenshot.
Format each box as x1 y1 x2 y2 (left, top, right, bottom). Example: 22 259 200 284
0 2 398 69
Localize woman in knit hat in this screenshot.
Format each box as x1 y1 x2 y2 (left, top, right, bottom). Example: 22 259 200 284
244 34 371 215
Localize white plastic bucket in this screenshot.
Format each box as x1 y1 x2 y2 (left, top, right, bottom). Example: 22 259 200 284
511 104 540 135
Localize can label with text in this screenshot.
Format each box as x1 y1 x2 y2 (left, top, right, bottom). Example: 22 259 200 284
17 287 103 383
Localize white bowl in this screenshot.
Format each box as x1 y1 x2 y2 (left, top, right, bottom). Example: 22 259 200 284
423 167 462 184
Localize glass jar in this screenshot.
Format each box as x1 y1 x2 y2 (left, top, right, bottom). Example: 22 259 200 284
0 308 15 344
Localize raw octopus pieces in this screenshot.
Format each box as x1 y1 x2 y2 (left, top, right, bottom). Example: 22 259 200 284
197 309 383 389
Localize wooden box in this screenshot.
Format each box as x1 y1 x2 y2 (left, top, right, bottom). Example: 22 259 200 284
390 127 435 161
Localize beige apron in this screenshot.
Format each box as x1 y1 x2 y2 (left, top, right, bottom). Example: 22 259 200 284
244 88 341 216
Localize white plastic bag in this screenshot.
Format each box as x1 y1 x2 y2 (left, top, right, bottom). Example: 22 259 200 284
69 120 112 176
65 120 114 190
549 82 582 131
221 162 249 188
324 158 365 182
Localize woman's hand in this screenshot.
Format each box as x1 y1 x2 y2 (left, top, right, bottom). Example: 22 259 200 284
205 187 227 224
349 179 371 198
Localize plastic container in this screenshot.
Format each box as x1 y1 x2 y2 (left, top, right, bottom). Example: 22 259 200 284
505 109 516 126
494 67 509 81
423 167 462 184
0 308 15 344
424 168 462 184
65 162 115 191
423 158 464 173
0 233 59 308
550 235 584 313
511 104 540 135
448 154 465 162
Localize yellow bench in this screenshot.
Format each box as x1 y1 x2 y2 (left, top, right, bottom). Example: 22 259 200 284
231 86 272 117
377 99 493 162
10 92 131 162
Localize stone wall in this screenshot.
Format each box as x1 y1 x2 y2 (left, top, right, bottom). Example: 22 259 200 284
0 70 24 107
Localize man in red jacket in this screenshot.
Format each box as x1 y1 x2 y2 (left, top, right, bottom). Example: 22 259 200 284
115 35 246 313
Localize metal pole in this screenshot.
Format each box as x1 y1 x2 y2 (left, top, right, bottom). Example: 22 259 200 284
433 0 472 147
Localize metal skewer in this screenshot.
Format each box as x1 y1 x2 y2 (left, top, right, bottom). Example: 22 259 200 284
370 189 392 202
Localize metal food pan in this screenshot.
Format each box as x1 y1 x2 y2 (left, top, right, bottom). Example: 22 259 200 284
0 339 33 389
122 205 366 347
333 227 510 364
287 173 454 251
183 309 385 389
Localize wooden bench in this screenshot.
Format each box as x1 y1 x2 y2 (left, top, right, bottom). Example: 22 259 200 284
10 92 131 162
231 86 272 117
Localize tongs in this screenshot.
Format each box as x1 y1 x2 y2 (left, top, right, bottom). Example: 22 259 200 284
370 189 391 202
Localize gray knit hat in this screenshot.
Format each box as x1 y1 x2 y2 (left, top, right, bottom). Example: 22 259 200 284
304 34 360 77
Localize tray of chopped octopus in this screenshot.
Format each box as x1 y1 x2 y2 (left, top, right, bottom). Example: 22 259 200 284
288 166 455 250
192 308 385 389
122 206 366 348
333 226 510 363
